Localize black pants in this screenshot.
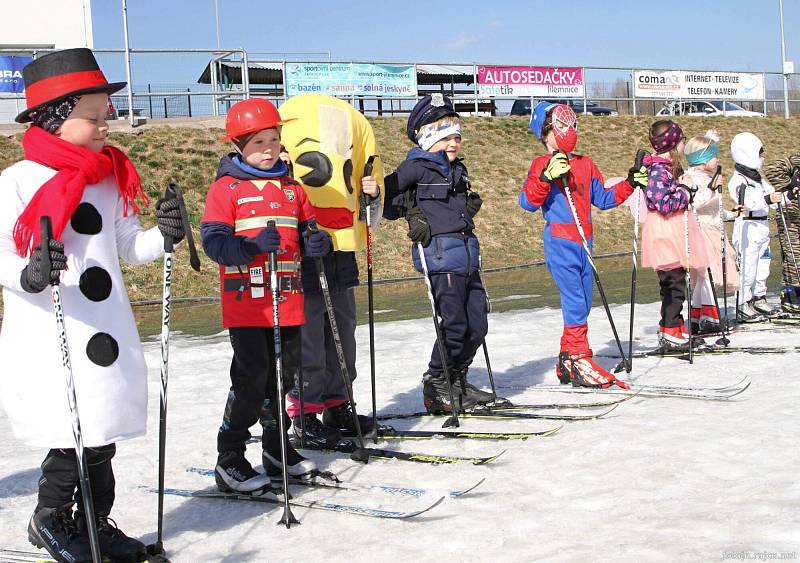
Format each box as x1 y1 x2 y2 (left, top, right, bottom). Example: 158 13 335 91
217 326 300 453
37 444 116 518
658 268 687 328
427 271 488 374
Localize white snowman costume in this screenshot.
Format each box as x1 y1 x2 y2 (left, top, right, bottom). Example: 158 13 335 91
0 160 163 448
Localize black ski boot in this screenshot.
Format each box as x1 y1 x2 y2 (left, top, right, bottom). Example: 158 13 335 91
780 286 800 314
215 450 271 493
28 505 92 563
450 367 509 407
292 413 342 449
75 514 147 563
263 429 317 478
422 370 477 413
323 401 375 435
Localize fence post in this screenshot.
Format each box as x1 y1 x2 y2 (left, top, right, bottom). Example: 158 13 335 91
211 57 219 117
148 84 153 118
473 63 479 115
241 48 250 100
163 97 168 119
187 88 192 117
282 60 287 103
762 72 768 116
581 66 587 114
631 69 637 116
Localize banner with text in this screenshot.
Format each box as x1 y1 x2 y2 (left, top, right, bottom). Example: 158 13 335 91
284 63 417 97
477 66 584 98
0 56 32 93
633 70 764 100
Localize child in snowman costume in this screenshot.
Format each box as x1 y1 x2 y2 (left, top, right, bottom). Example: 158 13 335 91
0 49 184 563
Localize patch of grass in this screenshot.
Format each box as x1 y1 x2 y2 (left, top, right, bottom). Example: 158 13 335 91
2 115 800 316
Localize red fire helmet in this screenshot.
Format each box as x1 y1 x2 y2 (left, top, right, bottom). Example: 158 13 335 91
220 98 295 142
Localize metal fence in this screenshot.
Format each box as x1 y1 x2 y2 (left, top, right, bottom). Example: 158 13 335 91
2 49 799 123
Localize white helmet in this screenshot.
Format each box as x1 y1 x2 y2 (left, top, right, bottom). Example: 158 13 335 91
730 132 763 170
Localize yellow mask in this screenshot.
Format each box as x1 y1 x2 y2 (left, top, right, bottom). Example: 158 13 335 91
279 93 383 252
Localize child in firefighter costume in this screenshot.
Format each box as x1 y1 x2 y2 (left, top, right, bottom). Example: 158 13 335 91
520 102 644 388
0 49 185 563
277 93 383 447
200 98 331 491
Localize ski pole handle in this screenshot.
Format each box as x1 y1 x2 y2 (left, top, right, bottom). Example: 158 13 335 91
162 184 178 253
708 165 723 193
634 149 646 170
40 216 58 286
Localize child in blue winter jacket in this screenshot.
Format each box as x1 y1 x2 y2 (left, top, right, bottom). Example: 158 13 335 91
382 94 508 413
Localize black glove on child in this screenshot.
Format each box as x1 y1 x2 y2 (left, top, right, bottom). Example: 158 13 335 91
466 192 483 218
255 225 281 254
303 228 333 257
406 207 431 246
21 238 66 293
155 197 185 243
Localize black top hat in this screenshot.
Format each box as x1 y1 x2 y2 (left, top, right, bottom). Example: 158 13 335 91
15 48 126 123
406 94 459 143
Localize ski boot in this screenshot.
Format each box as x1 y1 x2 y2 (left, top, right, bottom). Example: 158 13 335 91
292 413 342 449
780 286 800 314
422 370 478 413
28 505 93 563
736 302 767 323
691 305 721 335
450 367 510 407
559 353 630 389
215 450 271 493
263 428 317 478
75 513 147 563
555 351 573 384
751 295 780 317
323 401 375 435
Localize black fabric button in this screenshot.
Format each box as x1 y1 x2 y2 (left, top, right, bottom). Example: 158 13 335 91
70 203 102 235
86 333 119 367
79 267 112 302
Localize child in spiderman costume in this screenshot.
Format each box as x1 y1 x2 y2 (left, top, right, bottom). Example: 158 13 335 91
519 102 646 388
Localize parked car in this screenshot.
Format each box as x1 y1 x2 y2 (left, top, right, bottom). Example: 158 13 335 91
655 100 764 118
510 98 619 116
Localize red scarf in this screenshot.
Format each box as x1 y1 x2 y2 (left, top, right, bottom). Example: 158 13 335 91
13 126 149 257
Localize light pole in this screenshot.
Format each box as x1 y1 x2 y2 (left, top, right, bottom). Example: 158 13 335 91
779 0 791 118
122 0 135 126
214 0 221 49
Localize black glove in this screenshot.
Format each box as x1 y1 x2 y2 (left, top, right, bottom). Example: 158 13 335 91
405 207 431 246
255 225 281 253
303 228 332 257
155 197 185 243
789 167 800 190
466 192 483 218
21 237 66 293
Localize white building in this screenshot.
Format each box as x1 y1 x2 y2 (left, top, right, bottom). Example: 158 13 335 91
0 0 93 123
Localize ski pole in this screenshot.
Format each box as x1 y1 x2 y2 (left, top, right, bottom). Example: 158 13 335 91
684 200 694 364
308 223 369 463
266 220 299 528
777 201 800 283
476 253 497 401
553 152 631 373
736 184 747 320
710 165 731 344
417 242 461 428
361 156 379 443
41 216 102 563
628 149 647 371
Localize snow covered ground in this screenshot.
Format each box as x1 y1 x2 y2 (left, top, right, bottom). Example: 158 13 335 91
1 301 798 562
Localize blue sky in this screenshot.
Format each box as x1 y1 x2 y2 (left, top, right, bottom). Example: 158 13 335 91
92 0 798 72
